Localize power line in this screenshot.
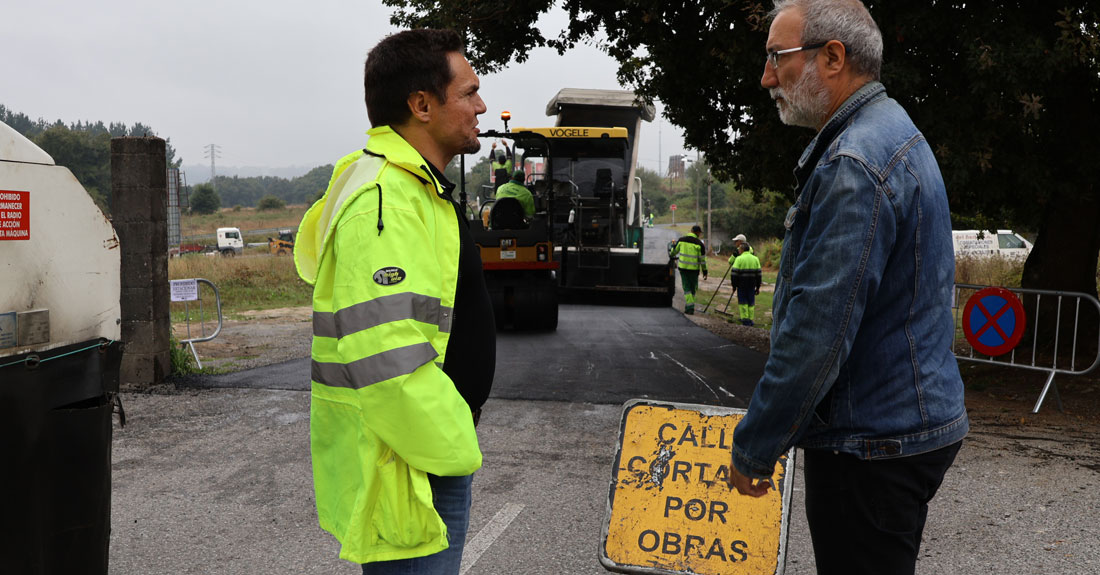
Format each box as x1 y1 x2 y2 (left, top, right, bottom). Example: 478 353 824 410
203 144 222 190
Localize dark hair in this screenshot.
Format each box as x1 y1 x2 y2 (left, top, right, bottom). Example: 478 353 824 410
691 225 702 234
363 29 465 128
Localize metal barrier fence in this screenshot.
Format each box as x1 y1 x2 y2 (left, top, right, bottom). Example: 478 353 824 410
953 283 1100 413
170 278 223 369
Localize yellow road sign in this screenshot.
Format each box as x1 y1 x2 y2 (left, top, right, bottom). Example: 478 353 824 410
601 400 794 575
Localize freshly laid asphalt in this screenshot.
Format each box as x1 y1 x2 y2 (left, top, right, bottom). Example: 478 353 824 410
186 304 765 408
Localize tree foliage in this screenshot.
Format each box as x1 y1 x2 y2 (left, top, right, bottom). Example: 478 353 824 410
211 164 333 208
1 104 184 214
33 125 113 213
384 1 1100 295
635 166 666 214
189 183 221 215
256 194 287 211
711 186 790 242
451 154 495 202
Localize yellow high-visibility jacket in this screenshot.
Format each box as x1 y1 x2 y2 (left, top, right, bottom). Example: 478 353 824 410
294 125 481 564
670 232 707 273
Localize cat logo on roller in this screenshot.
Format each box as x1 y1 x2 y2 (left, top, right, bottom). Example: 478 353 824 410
372 267 406 286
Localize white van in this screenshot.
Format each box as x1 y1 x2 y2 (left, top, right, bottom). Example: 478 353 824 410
216 227 244 256
952 229 1032 260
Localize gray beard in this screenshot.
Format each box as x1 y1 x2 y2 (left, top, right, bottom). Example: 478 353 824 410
771 60 830 129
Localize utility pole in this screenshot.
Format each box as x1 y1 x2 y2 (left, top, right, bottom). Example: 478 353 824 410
658 120 663 178
707 172 713 255
694 150 700 232
203 144 221 191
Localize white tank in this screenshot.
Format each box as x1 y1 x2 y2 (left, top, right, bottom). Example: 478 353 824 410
0 120 121 357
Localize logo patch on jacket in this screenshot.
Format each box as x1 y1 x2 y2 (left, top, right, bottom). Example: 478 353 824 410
373 267 406 286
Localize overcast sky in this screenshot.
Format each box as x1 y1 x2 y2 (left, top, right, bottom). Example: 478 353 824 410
5 0 694 179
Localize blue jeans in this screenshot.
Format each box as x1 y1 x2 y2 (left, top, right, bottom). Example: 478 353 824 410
362 473 474 575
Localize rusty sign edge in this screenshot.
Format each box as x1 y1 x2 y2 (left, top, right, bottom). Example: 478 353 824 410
599 398 796 575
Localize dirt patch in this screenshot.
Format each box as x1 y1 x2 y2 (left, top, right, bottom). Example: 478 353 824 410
172 306 312 371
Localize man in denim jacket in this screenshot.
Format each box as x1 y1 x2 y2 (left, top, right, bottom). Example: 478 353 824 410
727 1 968 573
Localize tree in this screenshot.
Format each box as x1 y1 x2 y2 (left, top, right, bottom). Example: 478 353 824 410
2 105 184 208
257 194 287 211
32 125 112 213
297 165 334 204
635 166 665 214
189 183 221 215
383 1 1100 300
712 186 789 242
453 154 495 202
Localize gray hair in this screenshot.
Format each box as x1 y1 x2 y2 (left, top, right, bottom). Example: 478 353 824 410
770 0 883 81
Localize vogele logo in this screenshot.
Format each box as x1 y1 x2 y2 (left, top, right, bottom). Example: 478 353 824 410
548 128 590 137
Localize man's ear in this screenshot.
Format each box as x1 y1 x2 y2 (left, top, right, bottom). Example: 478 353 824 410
407 90 432 124
822 39 846 75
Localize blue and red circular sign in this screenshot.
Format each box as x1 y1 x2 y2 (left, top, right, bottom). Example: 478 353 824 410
962 287 1026 356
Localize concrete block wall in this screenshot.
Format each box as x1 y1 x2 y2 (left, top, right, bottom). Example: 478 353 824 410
111 137 170 387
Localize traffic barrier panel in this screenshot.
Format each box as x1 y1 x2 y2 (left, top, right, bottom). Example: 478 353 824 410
953 283 1100 413
170 278 223 369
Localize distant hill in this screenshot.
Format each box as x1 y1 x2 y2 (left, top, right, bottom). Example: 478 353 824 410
181 164 316 184
190 164 333 208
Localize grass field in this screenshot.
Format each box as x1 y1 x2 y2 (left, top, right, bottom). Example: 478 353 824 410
181 204 310 240
169 250 311 321
695 252 777 330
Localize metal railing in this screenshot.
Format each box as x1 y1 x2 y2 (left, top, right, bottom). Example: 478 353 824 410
172 278 223 369
953 283 1100 413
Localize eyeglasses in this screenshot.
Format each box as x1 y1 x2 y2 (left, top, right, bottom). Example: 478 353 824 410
766 41 828 70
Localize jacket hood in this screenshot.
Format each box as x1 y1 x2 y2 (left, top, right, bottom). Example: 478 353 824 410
295 126 434 285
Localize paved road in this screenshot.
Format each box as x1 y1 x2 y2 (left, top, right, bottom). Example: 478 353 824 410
110 388 1100 575
185 304 765 408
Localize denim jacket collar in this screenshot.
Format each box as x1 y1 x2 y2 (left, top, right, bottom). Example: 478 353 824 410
794 81 886 190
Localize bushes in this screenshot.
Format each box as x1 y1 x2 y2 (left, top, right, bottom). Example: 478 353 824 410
753 238 783 270
955 255 1025 288
190 184 221 214
711 188 790 242
257 194 286 211
170 336 198 375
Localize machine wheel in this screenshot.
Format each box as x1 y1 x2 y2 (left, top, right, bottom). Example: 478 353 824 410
488 286 508 330
512 278 558 331
540 294 559 330
221 249 236 258
277 248 289 256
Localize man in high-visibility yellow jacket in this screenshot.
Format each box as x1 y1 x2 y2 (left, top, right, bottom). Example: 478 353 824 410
294 29 494 573
669 225 708 314
490 140 513 190
494 168 535 217
729 240 762 326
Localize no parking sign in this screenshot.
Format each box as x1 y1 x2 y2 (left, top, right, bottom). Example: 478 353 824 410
962 287 1026 356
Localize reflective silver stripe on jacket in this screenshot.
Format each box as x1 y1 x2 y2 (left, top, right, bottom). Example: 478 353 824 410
312 292 453 339
311 342 439 389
